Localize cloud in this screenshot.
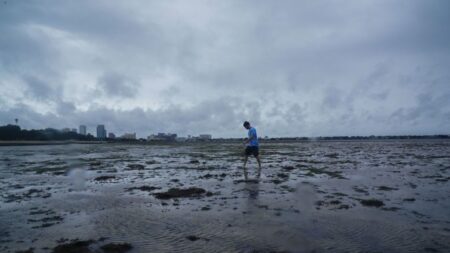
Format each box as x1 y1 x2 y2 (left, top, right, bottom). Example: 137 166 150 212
0 0 449 137
22 75 60 100
97 72 140 98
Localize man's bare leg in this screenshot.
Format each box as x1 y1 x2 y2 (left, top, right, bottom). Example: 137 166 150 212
256 156 262 179
243 156 249 180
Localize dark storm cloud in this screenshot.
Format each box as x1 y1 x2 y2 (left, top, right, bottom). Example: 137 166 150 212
390 91 450 123
0 103 58 128
56 101 76 116
22 75 61 100
97 72 140 98
0 0 449 137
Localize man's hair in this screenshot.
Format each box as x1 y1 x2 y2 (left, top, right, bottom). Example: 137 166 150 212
243 121 250 127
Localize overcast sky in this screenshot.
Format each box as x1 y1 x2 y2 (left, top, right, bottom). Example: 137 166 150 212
1 0 449 138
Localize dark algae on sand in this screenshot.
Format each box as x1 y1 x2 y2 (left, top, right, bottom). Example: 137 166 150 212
153 187 211 199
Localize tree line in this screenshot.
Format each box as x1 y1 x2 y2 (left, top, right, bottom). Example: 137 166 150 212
0 125 96 141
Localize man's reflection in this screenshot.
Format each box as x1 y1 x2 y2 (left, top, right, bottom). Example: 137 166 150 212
244 180 261 214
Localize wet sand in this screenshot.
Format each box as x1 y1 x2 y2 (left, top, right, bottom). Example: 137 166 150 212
1 140 449 253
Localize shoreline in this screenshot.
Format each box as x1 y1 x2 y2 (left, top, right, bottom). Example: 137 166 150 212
1 138 449 146
0 140 106 146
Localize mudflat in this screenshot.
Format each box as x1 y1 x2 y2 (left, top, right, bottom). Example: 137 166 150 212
1 140 449 253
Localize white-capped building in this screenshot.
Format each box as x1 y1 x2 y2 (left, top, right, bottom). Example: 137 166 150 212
79 125 87 135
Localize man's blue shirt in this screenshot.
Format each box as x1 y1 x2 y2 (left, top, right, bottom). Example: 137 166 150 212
248 127 259 147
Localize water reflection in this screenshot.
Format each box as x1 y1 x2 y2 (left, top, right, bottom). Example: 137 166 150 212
243 180 261 216
246 181 260 200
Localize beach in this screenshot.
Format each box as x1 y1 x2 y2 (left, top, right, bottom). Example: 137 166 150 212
1 140 449 253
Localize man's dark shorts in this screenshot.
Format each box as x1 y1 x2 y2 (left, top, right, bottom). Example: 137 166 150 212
245 146 259 157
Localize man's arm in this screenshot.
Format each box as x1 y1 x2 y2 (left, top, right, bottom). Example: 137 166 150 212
244 130 256 144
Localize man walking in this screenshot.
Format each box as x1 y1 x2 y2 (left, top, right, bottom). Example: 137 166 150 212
243 121 261 180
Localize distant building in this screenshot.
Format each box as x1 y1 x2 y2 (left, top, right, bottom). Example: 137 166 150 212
71 128 77 133
79 125 87 135
61 128 71 133
120 133 136 140
108 133 116 139
96 125 107 139
199 134 212 140
148 133 177 141
176 137 187 142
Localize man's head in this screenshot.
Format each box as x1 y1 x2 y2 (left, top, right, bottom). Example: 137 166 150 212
243 121 251 129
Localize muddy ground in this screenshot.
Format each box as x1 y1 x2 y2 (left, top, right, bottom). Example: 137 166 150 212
1 140 449 253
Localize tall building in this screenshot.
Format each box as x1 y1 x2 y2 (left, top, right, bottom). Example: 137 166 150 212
79 125 87 135
96 125 107 139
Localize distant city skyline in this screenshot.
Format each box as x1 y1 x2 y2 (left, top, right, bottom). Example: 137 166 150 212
1 1 449 137
1 118 218 139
